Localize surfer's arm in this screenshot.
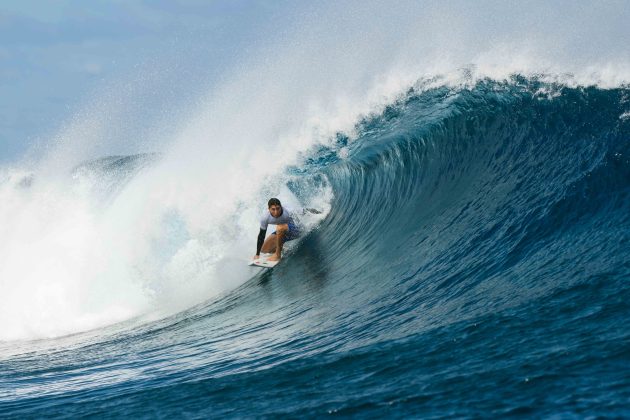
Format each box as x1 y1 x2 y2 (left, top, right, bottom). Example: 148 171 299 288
255 228 267 257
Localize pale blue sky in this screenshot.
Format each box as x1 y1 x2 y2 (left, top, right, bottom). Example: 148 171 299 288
2 1 629 164
0 0 296 162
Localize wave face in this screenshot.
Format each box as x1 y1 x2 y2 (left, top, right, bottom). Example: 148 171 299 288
2 78 630 417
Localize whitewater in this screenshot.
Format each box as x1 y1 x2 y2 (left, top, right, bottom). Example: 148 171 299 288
1 1 630 417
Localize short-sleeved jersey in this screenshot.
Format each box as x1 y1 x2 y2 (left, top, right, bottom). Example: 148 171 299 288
260 206 302 230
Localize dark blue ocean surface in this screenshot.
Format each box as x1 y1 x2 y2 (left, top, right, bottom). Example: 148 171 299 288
1 78 630 418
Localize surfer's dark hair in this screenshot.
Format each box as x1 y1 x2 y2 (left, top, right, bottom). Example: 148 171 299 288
268 198 281 208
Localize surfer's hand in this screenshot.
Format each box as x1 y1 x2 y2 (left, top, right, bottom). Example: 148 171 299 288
253 255 260 260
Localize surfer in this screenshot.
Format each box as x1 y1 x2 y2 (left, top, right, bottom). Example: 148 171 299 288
254 198 320 262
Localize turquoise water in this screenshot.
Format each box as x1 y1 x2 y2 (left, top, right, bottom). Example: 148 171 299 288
2 79 629 417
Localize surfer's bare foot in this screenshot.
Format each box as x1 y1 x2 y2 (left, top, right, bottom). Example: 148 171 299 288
268 254 280 262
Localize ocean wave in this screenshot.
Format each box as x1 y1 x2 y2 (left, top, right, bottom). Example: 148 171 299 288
2 76 630 417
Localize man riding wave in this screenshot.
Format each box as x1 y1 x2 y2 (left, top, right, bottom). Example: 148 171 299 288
254 198 320 262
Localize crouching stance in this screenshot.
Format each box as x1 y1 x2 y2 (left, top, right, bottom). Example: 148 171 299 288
254 198 320 262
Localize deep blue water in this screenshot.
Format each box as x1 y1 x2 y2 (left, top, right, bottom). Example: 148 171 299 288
2 77 630 418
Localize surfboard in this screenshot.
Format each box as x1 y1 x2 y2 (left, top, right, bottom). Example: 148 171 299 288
249 258 279 268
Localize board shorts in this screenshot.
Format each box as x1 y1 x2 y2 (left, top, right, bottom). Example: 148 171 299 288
272 222 301 242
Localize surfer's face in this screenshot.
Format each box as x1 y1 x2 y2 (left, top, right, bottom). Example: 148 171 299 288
269 204 282 218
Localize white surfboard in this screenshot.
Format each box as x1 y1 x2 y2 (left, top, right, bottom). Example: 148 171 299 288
249 257 279 268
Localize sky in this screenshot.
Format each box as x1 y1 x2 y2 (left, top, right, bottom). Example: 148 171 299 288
0 0 296 163
2 0 629 165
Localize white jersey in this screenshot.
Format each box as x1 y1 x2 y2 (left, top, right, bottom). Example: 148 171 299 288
260 206 302 230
